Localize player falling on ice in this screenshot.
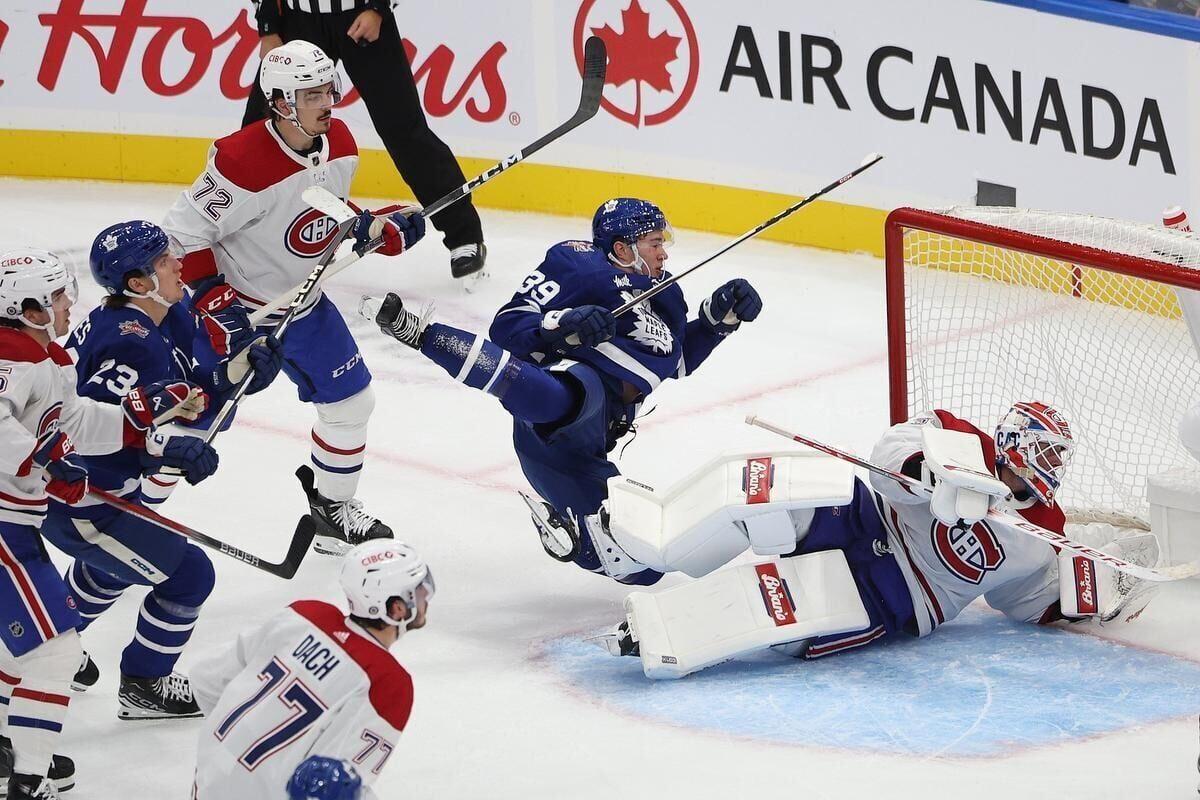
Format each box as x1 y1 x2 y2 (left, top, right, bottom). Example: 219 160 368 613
37 221 281 721
359 198 762 585
189 540 433 799
592 403 1161 679
162 40 425 556
0 249 213 796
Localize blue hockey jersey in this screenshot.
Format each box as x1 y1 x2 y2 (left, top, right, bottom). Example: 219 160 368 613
489 241 725 399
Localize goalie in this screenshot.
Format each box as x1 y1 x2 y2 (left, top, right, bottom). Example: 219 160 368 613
595 403 1161 679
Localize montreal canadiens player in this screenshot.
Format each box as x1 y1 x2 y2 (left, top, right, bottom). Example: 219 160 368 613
189 540 432 799
597 403 1160 678
360 198 762 585
0 249 209 796
162 40 426 555
37 221 280 721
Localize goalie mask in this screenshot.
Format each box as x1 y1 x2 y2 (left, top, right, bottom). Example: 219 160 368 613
995 402 1075 505
340 540 435 633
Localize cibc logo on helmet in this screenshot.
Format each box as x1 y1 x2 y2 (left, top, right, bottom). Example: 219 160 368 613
0 257 34 268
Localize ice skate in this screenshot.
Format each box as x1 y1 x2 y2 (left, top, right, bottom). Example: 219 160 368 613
296 466 393 556
518 491 579 561
117 672 202 720
0 737 73 795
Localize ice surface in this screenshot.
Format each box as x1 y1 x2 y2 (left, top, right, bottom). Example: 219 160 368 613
1 178 1198 798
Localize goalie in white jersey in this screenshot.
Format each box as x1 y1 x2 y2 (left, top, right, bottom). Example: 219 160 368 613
594 403 1160 679
190 539 433 799
162 40 426 556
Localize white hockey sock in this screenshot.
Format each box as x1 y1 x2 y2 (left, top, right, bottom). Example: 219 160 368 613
9 631 79 776
0 649 18 737
310 387 374 502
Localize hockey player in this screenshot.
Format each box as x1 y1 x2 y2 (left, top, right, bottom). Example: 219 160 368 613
596 403 1160 679
189 539 432 799
0 249 210 796
287 756 363 800
162 40 426 555
37 221 278 721
360 198 762 585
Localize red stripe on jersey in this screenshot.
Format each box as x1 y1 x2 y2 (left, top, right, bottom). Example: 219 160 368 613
45 343 73 368
0 538 56 641
0 329 50 364
214 119 357 193
147 475 178 487
889 507 946 625
0 668 18 686
0 489 48 508
181 248 218 285
289 601 413 732
806 625 885 658
11 687 69 706
311 431 366 457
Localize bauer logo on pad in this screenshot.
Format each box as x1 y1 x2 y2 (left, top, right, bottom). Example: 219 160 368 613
755 563 797 626
743 457 774 504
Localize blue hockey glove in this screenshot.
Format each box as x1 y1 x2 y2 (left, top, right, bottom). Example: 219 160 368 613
21 431 89 504
214 335 283 395
354 204 426 256
541 305 616 348
140 431 219 486
192 275 254 357
700 278 762 336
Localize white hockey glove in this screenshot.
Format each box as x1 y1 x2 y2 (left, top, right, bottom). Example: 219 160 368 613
921 426 1012 526
1058 532 1161 625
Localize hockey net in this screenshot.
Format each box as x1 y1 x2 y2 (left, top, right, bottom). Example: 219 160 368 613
886 206 1200 527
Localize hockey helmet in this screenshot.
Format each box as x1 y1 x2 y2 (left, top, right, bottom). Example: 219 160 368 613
287 756 362 800
995 401 1075 505
89 221 180 307
0 248 77 332
340 540 434 630
592 198 673 260
260 40 342 115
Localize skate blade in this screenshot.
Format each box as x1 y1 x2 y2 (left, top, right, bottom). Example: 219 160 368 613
312 535 353 556
117 706 203 721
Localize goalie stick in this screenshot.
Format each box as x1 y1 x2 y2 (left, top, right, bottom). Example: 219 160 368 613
744 414 1199 583
611 153 885 318
246 35 609 326
88 487 314 579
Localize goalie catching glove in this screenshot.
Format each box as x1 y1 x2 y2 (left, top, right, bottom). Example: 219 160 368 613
352 204 426 256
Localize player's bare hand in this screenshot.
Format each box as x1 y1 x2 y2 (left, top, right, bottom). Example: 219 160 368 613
259 34 283 60
347 10 382 44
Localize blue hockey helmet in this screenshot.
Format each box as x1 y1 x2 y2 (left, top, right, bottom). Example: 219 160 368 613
287 756 362 800
591 198 672 257
89 221 174 296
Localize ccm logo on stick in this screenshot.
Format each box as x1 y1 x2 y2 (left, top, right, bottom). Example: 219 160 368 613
743 457 773 504
756 563 797 626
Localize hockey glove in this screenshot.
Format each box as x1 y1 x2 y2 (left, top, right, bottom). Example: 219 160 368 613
140 431 219 486
192 276 254 357
700 278 763 336
20 431 89 504
540 305 616 348
353 204 426 256
214 335 283 395
122 381 209 433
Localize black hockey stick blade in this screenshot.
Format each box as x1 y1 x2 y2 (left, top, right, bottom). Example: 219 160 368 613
274 516 316 580
421 35 608 220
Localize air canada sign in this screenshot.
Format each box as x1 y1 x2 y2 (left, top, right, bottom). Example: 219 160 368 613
718 25 1176 175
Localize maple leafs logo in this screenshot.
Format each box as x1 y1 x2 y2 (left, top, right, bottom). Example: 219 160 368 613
574 0 699 128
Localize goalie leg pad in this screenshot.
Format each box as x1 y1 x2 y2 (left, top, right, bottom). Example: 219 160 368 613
624 550 870 679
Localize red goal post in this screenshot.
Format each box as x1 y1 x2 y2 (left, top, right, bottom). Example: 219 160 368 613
884 206 1200 526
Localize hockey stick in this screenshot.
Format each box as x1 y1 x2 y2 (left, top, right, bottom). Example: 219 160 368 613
247 35 610 326
611 153 884 318
744 415 1199 583
88 487 315 579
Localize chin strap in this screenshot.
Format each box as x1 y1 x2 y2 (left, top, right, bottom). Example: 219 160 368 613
123 272 172 309
607 248 650 276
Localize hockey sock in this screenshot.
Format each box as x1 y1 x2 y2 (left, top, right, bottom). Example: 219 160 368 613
0 652 17 736
311 386 374 502
120 546 213 678
421 323 576 424
8 631 78 777
139 473 180 507
65 561 128 630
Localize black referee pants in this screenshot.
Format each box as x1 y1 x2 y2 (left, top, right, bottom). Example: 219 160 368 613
244 8 483 251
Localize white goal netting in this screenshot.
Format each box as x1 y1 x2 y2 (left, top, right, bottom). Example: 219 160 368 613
891 206 1200 525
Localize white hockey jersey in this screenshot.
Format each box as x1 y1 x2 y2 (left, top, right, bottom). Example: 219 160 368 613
191 600 413 800
868 410 1067 636
0 329 126 526
162 119 359 324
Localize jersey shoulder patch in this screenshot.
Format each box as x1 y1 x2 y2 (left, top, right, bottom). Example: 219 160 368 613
288 600 414 731
0 328 49 364
213 121 304 193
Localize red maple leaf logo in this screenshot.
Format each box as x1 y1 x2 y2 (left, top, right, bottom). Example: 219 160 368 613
591 0 681 127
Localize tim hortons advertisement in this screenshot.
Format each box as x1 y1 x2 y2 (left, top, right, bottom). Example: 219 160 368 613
0 0 1197 221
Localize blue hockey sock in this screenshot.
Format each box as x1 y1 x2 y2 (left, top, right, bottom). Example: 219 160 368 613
119 545 213 678
421 323 576 424
65 561 128 630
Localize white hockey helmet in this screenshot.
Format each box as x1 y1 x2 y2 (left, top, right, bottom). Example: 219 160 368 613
995 401 1075 505
259 40 342 131
0 248 78 332
340 541 434 630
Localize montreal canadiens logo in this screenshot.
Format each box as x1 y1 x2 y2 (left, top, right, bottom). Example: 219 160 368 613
37 404 63 441
931 520 1005 585
573 0 699 127
285 208 342 258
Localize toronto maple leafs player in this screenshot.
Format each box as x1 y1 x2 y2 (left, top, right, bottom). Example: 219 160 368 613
37 221 281 722
0 248 211 796
360 198 762 585
190 540 432 799
596 403 1160 679
162 40 426 555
